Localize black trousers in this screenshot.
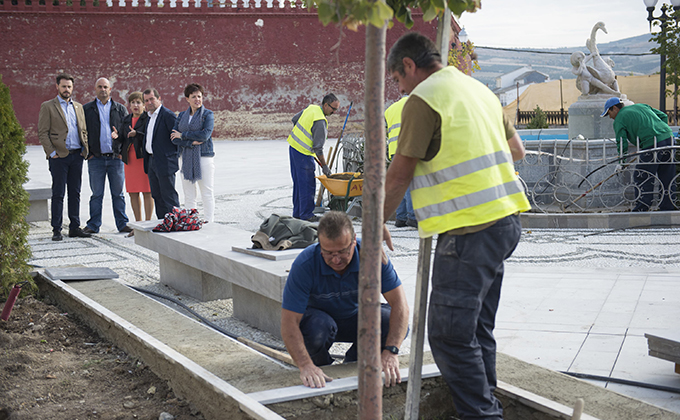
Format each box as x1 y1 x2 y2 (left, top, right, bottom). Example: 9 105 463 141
48 152 84 232
147 155 179 219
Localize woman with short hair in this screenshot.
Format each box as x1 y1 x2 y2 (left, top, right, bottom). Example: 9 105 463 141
121 91 153 225
170 83 216 222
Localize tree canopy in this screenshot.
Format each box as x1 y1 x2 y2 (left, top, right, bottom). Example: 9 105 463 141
306 0 480 29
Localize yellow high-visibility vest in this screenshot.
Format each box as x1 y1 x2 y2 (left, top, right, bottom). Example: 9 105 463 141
409 66 530 238
384 96 408 159
287 105 326 156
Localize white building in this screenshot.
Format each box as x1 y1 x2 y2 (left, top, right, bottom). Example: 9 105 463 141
493 65 550 107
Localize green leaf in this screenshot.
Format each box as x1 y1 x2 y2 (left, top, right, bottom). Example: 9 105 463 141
431 0 445 9
317 2 336 26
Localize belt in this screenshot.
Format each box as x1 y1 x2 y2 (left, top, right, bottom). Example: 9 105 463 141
101 153 114 157
68 149 82 154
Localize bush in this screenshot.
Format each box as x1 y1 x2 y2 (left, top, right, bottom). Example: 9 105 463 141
0 75 33 298
527 105 549 129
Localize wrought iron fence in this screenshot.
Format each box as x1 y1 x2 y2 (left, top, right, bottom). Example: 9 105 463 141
516 137 680 213
516 109 680 127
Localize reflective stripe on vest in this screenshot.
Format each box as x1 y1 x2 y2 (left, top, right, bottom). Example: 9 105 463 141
287 105 326 156
384 96 408 159
408 66 530 237
411 150 511 191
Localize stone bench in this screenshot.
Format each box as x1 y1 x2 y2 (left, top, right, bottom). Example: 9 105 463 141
24 180 51 222
128 220 304 338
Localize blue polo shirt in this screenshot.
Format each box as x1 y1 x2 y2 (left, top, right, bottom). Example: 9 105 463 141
282 239 401 320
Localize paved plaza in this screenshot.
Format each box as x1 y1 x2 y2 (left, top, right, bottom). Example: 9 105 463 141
25 140 680 414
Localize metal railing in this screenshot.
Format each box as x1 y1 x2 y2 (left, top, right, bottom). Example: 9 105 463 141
516 137 680 213
517 110 568 126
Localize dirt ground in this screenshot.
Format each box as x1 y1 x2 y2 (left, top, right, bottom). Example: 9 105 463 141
0 296 202 420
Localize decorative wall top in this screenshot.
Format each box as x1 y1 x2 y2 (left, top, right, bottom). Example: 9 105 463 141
1 0 316 14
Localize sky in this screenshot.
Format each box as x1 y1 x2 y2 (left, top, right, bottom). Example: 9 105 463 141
458 0 658 49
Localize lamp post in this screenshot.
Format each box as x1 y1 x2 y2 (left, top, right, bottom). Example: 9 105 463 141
644 0 680 113
559 76 565 126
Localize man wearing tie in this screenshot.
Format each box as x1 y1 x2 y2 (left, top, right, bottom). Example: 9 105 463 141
82 77 131 234
38 73 91 241
142 88 179 219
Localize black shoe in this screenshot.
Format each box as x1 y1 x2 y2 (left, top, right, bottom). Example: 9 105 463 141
394 219 407 227
406 219 418 228
119 225 133 233
52 231 63 241
69 228 92 238
82 227 96 235
305 215 320 223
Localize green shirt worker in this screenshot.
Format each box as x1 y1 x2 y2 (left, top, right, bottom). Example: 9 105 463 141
602 97 676 211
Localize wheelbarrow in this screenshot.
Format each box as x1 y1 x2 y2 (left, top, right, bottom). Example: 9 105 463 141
316 172 363 212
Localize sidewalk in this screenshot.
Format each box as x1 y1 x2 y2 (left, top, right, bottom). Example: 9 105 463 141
25 140 680 414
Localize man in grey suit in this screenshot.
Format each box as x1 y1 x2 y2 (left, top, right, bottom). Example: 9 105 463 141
38 73 91 241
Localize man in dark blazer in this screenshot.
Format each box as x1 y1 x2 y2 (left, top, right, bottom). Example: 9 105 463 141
38 73 91 241
83 77 131 234
142 88 179 219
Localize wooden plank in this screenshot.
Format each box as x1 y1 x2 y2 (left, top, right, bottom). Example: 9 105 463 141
496 381 601 420
645 333 680 364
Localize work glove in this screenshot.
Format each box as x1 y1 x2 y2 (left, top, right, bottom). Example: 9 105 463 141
322 164 332 177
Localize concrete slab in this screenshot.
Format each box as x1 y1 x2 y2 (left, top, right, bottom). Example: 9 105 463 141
45 266 119 281
232 246 303 261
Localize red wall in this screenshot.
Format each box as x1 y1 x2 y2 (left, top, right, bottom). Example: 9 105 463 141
0 1 439 143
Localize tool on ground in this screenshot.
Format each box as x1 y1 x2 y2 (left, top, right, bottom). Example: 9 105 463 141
328 100 353 174
404 237 433 420
1 281 29 321
315 100 353 207
565 161 632 209
315 146 332 208
237 337 295 366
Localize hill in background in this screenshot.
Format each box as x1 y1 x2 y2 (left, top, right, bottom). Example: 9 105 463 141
471 34 659 88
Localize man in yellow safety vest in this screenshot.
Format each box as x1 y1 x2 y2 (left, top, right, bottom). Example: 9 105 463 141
287 94 340 222
385 95 416 228
383 32 530 420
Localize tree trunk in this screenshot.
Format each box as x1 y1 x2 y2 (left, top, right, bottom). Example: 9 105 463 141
358 19 386 420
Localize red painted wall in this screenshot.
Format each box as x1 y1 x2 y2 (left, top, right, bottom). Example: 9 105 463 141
0 1 439 143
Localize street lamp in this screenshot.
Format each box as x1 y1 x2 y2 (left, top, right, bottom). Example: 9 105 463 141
644 0 680 113
458 27 469 44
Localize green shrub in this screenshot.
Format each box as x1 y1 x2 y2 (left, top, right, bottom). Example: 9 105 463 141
527 105 549 129
0 75 33 298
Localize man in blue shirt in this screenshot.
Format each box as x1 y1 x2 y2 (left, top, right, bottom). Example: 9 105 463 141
281 211 409 388
83 77 131 234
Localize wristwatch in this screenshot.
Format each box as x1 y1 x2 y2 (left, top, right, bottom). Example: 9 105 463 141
384 345 399 355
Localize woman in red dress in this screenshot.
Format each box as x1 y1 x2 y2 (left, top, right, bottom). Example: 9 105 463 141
121 92 153 223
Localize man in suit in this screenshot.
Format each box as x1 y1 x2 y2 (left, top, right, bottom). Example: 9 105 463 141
38 73 91 241
142 88 179 219
82 77 131 234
